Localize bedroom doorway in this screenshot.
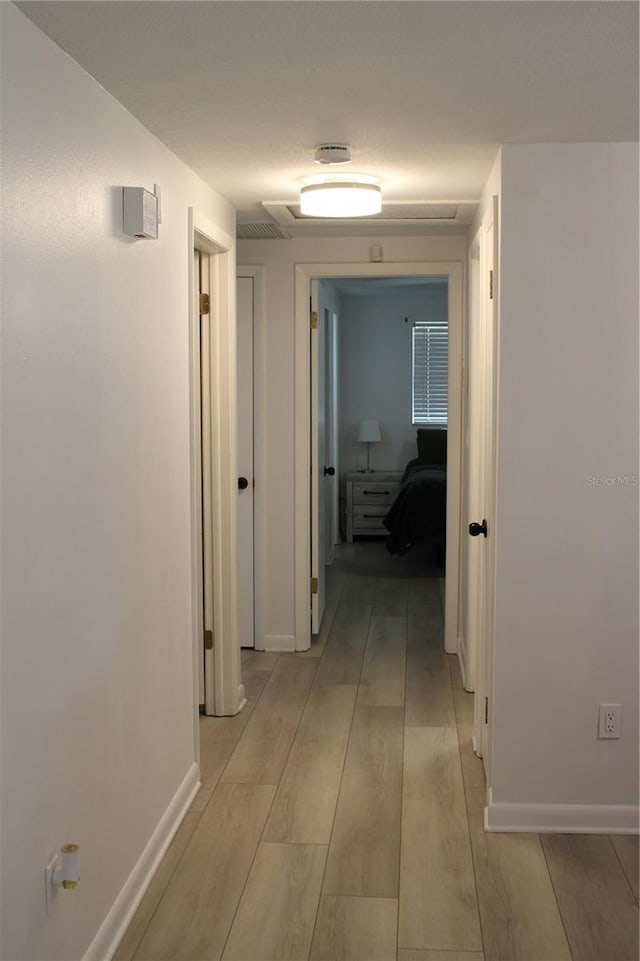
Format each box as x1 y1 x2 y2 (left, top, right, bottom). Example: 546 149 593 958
295 261 463 654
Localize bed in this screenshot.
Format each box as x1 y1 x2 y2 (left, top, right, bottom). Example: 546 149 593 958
383 428 447 558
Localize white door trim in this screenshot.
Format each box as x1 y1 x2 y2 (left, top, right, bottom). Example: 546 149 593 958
188 207 244 719
236 266 266 650
294 261 464 654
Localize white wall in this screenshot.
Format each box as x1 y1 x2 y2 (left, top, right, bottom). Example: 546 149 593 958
0 7 235 959
237 235 466 650
490 143 639 821
339 286 448 474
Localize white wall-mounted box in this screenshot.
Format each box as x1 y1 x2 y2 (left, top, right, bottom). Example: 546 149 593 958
123 186 158 238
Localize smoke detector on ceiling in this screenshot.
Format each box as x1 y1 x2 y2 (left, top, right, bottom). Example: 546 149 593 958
314 144 352 165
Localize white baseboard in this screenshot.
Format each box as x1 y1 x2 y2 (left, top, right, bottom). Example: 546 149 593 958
264 634 296 652
84 762 200 961
485 789 640 835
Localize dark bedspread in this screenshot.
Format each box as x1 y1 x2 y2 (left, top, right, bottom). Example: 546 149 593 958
383 459 446 556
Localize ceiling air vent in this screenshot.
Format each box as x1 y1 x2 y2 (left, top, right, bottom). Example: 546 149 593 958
236 222 290 240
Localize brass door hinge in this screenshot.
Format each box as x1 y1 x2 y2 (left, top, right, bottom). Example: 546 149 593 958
310 310 318 330
311 577 319 594
204 629 214 651
199 293 210 315
489 270 494 300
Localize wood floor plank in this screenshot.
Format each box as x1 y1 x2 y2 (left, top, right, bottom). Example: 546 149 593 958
399 727 482 953
222 842 327 960
133 783 276 961
449 657 475 726
466 788 571 961
192 682 264 812
398 951 484 961
221 656 318 784
263 684 357 843
358 615 406 707
408 577 444 642
323 705 404 898
373 574 408 616
241 648 281 672
114 812 201 961
300 564 348 658
542 833 640 961
611 834 639 901
314 603 371 686
405 620 456 726
339 569 377 608
352 538 393 573
310 895 398 960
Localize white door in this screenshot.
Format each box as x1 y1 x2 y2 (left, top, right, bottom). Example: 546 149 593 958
463 201 498 771
310 280 326 634
463 241 485 694
236 276 255 648
473 205 498 771
325 308 339 562
199 252 216 714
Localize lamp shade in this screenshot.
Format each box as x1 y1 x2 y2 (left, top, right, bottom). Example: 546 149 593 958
300 181 382 218
357 419 381 443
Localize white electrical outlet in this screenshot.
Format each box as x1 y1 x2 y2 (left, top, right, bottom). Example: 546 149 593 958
598 703 622 739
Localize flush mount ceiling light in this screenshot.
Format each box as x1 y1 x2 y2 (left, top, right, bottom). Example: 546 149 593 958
300 144 382 218
300 180 382 218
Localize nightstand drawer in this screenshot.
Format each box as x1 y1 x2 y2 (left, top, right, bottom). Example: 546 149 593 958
353 506 388 529
345 470 403 542
352 481 398 506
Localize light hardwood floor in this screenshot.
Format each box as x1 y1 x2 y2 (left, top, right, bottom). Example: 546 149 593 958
115 541 639 961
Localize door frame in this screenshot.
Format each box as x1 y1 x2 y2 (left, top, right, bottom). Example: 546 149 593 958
188 207 244 722
236 266 266 650
294 261 464 654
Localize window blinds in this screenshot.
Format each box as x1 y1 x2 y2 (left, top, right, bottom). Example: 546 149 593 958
412 320 448 425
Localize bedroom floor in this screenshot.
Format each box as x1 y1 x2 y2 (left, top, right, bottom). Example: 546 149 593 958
115 540 639 961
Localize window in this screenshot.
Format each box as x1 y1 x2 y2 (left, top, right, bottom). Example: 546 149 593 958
412 320 448 425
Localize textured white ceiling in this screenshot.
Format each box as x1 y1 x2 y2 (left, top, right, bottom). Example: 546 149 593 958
17 1 639 231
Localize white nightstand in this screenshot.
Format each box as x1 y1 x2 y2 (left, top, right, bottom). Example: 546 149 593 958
345 471 403 542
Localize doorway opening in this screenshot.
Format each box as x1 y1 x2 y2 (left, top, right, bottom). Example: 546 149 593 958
310 275 450 636
295 261 464 661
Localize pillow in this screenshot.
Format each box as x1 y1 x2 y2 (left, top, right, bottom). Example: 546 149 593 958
416 428 447 466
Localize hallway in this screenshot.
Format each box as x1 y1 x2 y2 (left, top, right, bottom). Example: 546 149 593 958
115 542 639 961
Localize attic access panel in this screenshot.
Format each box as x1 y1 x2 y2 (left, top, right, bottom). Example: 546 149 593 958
262 200 477 228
